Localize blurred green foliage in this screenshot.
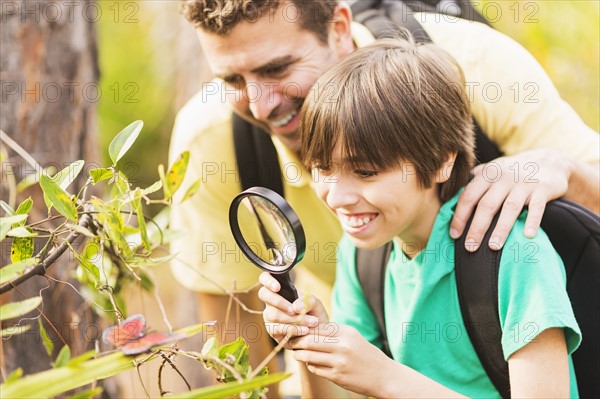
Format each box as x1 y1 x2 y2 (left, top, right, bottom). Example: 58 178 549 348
97 1 179 203
477 0 599 131
96 0 599 188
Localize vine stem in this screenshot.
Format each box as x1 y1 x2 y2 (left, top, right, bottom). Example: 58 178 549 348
0 214 92 294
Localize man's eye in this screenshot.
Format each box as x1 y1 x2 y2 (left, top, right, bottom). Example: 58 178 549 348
223 75 245 89
265 64 287 76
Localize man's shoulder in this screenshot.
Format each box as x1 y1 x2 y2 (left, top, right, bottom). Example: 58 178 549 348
170 84 234 158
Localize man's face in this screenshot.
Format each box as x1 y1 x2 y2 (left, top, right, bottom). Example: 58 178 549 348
197 3 353 152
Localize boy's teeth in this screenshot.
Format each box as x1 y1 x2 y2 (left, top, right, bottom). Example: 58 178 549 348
272 109 297 127
344 215 372 228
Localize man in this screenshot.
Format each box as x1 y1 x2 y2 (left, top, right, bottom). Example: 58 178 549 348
169 0 599 389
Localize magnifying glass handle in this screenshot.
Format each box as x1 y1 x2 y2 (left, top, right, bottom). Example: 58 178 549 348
272 272 298 303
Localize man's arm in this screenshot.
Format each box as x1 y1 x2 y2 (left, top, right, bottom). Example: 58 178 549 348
450 149 600 251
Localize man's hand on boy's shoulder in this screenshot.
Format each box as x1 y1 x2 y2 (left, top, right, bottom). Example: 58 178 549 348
450 148 574 252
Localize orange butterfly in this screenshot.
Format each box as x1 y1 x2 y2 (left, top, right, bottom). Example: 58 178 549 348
102 314 185 355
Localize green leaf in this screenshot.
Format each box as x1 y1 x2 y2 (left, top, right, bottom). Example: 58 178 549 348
68 245 100 284
141 180 162 196
164 151 190 200
39 318 54 357
39 175 78 222
51 160 84 191
181 179 201 202
137 270 155 292
108 120 143 165
1 324 32 337
1 200 15 216
55 345 71 368
66 223 96 238
66 350 97 367
89 168 114 184
129 253 178 268
131 190 150 251
4 368 23 384
170 372 291 399
11 234 34 263
0 214 28 240
66 387 103 399
158 164 169 199
15 197 33 220
0 297 42 320
7 226 36 238
0 322 212 398
16 165 56 194
201 336 219 357
0 258 36 285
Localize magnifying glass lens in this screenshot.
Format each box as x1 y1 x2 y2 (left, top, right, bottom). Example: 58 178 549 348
229 187 306 303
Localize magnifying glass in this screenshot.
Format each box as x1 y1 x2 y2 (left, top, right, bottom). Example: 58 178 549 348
229 187 305 303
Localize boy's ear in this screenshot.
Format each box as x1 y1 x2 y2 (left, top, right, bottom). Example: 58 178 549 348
435 152 458 183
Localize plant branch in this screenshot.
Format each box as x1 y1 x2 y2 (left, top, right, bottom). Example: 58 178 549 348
0 214 92 294
0 129 42 171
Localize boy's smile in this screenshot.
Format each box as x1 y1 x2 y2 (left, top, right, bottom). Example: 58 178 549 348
313 144 443 257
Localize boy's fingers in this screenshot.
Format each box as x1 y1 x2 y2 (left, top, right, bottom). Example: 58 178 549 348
258 286 294 315
259 271 280 292
265 323 309 338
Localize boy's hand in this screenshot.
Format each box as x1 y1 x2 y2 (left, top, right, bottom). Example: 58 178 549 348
450 149 570 252
258 272 328 346
291 324 392 397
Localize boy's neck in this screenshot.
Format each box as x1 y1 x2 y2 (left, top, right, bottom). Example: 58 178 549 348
396 197 443 260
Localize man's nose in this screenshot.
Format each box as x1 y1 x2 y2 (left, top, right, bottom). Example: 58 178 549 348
246 80 279 122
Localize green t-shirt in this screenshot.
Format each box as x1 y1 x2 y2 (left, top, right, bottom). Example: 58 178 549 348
332 193 581 397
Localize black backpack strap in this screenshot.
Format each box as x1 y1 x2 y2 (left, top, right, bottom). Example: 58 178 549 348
232 114 284 196
473 118 503 164
539 199 600 399
356 242 394 358
353 0 432 43
455 210 510 399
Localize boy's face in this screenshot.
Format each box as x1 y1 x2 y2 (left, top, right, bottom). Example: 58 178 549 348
313 143 443 254
197 2 353 153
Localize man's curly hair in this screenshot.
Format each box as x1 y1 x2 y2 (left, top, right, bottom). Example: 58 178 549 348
180 0 338 43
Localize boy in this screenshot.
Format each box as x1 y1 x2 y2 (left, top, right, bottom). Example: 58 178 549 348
259 38 581 397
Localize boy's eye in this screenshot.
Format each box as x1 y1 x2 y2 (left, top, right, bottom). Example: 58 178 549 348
354 169 378 179
313 163 334 174
317 164 332 172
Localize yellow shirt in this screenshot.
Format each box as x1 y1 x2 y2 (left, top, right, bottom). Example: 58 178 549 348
169 18 599 295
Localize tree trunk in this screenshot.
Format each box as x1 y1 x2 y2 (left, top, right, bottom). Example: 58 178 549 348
0 1 112 394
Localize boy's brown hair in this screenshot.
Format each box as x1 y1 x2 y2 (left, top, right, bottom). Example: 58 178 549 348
300 37 475 202
180 0 338 44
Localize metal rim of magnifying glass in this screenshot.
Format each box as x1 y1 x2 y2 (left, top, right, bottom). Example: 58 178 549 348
229 186 306 274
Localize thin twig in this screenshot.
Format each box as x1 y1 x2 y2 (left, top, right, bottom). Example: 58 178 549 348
0 130 41 171
248 305 310 380
0 145 17 209
0 214 93 294
149 272 173 333
158 352 191 394
135 360 152 399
